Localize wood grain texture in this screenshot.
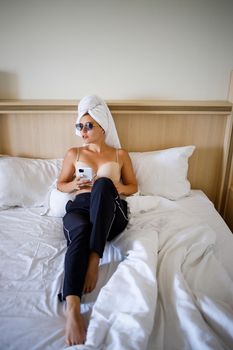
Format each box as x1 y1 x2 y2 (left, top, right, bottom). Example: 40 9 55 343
0 100 232 215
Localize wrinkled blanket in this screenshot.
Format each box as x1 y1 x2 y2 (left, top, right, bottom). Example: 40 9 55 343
70 197 233 350
1 194 233 350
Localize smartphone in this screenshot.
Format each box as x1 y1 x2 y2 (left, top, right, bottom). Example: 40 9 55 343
77 167 93 181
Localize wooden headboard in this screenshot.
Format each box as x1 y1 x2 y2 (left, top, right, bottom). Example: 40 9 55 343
0 100 232 218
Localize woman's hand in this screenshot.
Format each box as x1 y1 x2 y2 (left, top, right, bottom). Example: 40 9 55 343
70 177 92 191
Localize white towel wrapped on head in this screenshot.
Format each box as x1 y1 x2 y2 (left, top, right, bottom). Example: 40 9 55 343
76 95 121 148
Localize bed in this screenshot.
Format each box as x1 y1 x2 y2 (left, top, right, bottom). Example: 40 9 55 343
0 100 233 350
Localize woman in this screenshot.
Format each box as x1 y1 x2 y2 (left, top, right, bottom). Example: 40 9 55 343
57 95 138 346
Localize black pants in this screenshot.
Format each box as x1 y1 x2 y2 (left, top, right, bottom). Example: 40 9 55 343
61 177 128 299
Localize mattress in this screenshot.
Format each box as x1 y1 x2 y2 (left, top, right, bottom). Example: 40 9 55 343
0 190 232 350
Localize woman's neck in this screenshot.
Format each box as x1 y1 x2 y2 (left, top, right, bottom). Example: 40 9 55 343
85 142 110 153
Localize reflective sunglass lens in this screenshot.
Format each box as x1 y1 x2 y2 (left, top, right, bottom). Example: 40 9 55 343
85 122 94 130
76 122 94 131
76 123 83 131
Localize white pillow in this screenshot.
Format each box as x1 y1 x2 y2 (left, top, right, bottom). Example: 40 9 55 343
46 188 75 217
0 156 63 209
45 145 195 217
129 146 195 200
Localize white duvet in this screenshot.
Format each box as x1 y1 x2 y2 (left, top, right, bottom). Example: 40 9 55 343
0 192 233 350
67 193 233 350
150 209 233 350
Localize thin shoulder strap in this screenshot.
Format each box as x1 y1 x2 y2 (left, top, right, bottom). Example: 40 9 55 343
76 147 80 162
116 148 119 163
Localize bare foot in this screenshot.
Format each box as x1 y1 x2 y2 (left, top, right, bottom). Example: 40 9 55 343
83 252 100 294
65 295 86 346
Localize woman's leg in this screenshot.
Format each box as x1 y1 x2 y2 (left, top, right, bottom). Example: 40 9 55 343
63 209 91 299
65 295 86 346
62 195 91 345
84 177 128 293
90 177 128 257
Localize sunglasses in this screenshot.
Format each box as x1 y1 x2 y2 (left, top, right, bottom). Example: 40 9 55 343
75 122 98 131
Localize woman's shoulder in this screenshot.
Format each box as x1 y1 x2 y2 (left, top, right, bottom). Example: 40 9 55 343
117 148 127 153
115 148 131 164
66 146 89 162
65 147 82 162
117 148 129 157
66 147 78 157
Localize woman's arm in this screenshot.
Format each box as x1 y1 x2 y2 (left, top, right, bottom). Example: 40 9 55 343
57 148 80 193
114 149 138 196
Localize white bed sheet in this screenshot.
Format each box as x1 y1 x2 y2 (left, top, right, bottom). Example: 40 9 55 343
0 191 232 350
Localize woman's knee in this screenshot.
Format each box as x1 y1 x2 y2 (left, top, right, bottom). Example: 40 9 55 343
93 177 115 193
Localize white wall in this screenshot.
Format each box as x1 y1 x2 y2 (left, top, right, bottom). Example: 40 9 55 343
0 0 233 100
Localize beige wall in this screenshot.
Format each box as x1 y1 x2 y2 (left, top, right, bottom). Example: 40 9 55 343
0 0 233 100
